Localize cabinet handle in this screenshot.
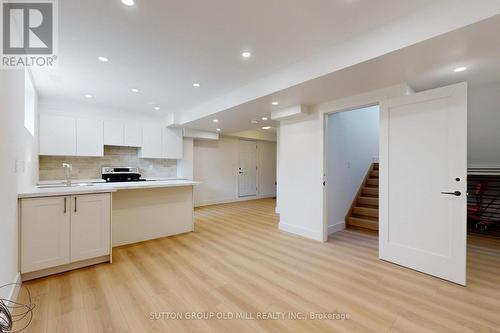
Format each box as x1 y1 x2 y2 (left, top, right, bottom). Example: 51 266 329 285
74 197 77 213
64 197 67 213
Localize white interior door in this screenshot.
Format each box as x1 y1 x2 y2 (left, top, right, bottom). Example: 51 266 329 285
239 140 257 197
379 82 467 285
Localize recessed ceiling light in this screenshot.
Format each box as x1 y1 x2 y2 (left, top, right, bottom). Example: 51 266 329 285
216 128 221 132
251 120 259 124
261 117 268 121
130 88 140 93
98 56 109 63
121 0 135 6
241 51 252 58
271 101 279 105
262 126 271 130
84 94 93 99
454 66 467 73
212 119 219 123
153 106 160 111
193 83 201 88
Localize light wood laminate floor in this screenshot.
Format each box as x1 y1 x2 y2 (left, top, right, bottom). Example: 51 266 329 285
15 199 500 332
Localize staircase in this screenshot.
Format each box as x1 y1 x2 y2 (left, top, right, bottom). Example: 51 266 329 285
346 163 379 231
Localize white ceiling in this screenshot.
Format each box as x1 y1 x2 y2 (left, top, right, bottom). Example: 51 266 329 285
32 0 435 115
184 14 500 133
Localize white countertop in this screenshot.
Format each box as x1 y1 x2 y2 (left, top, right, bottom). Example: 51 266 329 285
19 179 200 198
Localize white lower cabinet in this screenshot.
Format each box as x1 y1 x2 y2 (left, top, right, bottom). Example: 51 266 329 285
20 196 71 273
70 194 111 262
20 193 111 275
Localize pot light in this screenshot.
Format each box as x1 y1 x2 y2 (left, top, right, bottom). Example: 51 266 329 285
216 128 221 132
121 0 135 6
271 101 279 106
193 83 201 88
131 88 140 93
241 51 252 58
84 94 93 99
261 117 268 121
153 106 160 111
212 119 219 123
454 66 467 73
251 120 259 124
97 56 109 63
262 126 271 130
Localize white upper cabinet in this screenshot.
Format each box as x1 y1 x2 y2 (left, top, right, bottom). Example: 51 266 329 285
40 114 180 159
103 121 143 147
39 114 76 156
40 114 103 157
140 124 164 159
163 127 183 159
124 123 143 147
103 121 124 146
76 118 104 157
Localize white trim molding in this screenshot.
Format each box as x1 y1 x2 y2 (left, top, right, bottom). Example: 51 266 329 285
328 221 346 235
279 222 323 242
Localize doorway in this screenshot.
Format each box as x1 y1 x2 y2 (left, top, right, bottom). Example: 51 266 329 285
324 105 380 235
238 140 257 197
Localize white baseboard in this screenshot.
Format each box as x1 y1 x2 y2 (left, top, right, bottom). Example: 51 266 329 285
279 222 323 242
195 194 275 207
3 273 21 303
328 221 346 234
275 205 280 214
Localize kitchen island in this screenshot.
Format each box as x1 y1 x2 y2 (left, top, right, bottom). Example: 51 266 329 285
110 180 199 246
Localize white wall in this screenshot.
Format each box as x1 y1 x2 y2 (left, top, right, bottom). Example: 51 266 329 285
277 85 409 242
325 106 379 233
0 69 39 300
193 137 276 206
468 82 500 167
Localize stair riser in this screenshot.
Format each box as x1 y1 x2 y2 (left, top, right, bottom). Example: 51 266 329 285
358 197 379 206
363 187 379 196
347 217 379 231
353 207 378 218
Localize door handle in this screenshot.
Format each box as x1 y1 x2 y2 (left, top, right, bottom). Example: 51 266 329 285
441 191 461 196
64 197 67 213
74 197 77 212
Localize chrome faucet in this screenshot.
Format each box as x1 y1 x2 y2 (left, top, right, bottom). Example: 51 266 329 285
62 163 72 187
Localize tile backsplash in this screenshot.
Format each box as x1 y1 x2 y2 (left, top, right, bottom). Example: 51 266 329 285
39 146 177 181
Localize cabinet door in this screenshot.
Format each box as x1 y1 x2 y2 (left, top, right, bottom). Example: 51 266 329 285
39 114 76 156
21 197 71 273
70 194 111 262
124 123 143 147
76 118 104 157
139 124 163 158
104 121 124 146
163 127 183 159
